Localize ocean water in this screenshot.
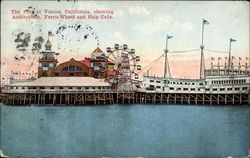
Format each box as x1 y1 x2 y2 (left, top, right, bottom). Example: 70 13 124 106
0 104 249 158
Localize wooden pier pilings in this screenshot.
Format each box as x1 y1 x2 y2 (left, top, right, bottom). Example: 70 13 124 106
0 91 249 106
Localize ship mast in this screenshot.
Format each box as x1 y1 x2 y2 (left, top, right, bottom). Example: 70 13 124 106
228 38 236 74
164 35 173 78
200 19 209 79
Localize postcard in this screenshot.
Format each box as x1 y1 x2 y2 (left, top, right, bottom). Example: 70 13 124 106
0 1 249 158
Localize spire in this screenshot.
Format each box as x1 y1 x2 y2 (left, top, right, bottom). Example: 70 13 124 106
45 40 52 51
93 47 103 53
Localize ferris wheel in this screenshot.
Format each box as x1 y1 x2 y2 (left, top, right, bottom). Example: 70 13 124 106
105 44 141 89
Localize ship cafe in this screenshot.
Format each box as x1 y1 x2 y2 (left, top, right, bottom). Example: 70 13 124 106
141 75 249 94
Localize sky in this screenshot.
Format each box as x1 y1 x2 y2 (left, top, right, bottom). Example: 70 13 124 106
1 1 249 83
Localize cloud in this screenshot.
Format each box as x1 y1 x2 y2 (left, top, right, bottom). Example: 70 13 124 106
173 21 193 32
129 6 150 15
114 32 123 40
135 15 172 34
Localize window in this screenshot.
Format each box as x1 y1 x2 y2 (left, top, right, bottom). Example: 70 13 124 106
235 87 240 90
93 87 95 89
192 83 195 85
177 88 181 90
183 88 188 91
169 87 174 90
50 87 54 89
85 87 89 89
62 67 69 71
156 81 161 83
54 72 59 76
69 87 72 89
42 63 49 67
69 66 75 71
77 87 81 90
62 66 83 72
227 88 232 91
59 87 63 89
242 87 248 90
98 87 102 89
164 80 169 84
149 85 154 88
199 83 204 85
150 80 154 83
22 87 25 89
220 88 225 91
212 88 217 91
206 88 210 91
156 86 161 89
191 88 195 91
40 87 45 89
69 73 74 76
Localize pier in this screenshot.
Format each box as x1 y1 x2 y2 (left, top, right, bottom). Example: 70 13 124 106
1 91 249 105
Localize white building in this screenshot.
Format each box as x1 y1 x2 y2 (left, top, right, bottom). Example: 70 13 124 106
3 77 111 93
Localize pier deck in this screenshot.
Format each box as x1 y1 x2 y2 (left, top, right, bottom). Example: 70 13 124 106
0 90 249 105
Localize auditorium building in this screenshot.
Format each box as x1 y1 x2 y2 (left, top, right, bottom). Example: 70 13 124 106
38 39 115 79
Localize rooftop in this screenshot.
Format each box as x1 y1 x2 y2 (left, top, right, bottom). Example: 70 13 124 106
92 47 103 53
7 77 111 87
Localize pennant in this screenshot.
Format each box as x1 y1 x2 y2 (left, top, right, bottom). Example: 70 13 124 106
230 38 236 42
203 19 209 25
48 31 54 36
167 35 173 39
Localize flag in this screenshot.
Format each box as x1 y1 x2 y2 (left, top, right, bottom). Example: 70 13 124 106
48 31 54 36
203 19 209 25
167 35 173 39
230 38 236 42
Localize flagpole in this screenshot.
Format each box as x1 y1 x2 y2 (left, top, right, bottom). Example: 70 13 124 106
164 35 171 78
228 39 231 73
200 19 205 79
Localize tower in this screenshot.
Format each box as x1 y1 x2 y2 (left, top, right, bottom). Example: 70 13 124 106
38 40 58 78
